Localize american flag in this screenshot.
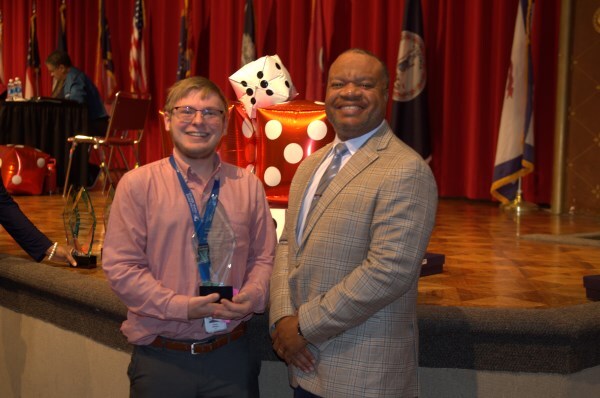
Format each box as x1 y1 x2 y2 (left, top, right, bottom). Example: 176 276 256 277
94 0 117 101
25 1 41 99
129 0 147 93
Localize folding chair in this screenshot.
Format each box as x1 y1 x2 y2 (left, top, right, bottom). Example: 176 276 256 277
63 91 151 196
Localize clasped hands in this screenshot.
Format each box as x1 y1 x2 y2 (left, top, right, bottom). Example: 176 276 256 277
271 315 316 373
187 290 254 321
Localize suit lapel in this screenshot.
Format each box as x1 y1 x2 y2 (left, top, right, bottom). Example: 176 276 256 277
300 124 392 247
287 145 330 251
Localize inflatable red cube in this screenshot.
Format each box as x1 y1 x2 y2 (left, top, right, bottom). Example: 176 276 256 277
0 145 51 195
255 100 335 207
218 102 257 171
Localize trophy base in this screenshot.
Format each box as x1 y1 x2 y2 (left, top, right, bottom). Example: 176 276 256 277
71 254 97 269
199 285 233 302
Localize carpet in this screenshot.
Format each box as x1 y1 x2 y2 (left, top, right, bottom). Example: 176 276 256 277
520 231 600 247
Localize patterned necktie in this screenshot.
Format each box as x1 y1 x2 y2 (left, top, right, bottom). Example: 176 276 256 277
306 143 349 221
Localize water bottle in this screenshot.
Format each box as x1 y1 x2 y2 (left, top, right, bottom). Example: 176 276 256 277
6 79 14 101
14 77 23 100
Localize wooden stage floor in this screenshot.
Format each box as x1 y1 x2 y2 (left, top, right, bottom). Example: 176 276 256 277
2 192 599 309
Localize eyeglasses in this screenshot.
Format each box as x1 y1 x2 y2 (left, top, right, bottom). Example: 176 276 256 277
171 106 225 123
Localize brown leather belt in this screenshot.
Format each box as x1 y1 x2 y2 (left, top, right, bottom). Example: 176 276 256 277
150 323 246 354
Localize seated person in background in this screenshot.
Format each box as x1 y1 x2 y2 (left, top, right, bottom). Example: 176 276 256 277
0 177 76 266
45 50 109 187
45 50 108 134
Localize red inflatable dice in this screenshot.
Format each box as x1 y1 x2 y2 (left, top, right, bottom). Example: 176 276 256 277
255 100 335 207
0 145 51 195
218 102 256 171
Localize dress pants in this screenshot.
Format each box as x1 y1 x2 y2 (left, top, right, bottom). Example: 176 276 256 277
294 385 322 398
128 335 260 398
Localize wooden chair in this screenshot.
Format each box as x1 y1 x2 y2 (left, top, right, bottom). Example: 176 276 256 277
63 91 151 196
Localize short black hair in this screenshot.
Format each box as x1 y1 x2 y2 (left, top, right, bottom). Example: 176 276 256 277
45 50 72 68
339 48 390 89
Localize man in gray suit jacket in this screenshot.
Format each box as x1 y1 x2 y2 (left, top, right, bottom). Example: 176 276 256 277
270 48 438 398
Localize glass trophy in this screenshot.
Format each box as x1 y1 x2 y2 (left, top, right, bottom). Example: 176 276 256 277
63 186 97 268
197 206 236 299
199 206 236 333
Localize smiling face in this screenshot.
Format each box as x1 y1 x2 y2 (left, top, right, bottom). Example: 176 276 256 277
325 51 389 141
163 89 228 162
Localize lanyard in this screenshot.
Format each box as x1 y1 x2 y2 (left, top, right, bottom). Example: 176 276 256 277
169 156 220 283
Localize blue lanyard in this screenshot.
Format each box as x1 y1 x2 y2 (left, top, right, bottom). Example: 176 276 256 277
169 156 220 283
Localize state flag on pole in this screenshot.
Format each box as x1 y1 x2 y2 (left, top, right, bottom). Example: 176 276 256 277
240 0 256 67
25 2 41 99
490 0 535 204
305 0 325 101
390 0 431 162
129 0 148 94
57 0 67 52
176 0 192 81
94 0 117 101
0 11 5 90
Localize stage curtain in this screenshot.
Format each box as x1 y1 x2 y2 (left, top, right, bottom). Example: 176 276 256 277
0 0 559 204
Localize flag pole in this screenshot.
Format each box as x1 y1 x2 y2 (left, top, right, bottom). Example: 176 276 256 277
501 176 538 215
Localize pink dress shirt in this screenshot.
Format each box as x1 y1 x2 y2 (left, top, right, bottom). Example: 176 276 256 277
102 153 276 344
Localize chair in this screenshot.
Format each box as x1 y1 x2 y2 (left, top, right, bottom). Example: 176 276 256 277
63 91 151 196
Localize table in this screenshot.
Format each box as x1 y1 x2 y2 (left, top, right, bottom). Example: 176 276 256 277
0 99 88 189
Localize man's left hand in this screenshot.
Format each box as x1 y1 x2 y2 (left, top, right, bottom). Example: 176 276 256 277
272 315 315 372
213 291 254 320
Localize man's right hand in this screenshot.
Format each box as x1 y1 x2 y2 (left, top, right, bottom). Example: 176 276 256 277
187 293 221 319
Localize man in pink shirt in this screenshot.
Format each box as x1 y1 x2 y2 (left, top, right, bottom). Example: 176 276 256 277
102 76 276 398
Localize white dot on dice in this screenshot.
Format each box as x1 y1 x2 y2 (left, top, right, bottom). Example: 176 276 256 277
265 120 283 140
264 166 282 187
307 120 328 141
284 143 304 164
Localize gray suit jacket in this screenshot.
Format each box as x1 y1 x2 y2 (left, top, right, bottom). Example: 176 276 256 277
270 122 438 397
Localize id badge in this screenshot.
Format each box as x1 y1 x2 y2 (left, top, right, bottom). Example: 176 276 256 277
204 317 228 333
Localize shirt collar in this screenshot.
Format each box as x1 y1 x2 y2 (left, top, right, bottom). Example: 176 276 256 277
172 151 222 182
331 120 385 155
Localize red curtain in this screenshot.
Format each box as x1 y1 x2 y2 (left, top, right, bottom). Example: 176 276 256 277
0 0 559 204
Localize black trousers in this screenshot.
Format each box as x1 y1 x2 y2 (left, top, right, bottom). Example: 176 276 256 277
128 335 260 398
294 385 322 398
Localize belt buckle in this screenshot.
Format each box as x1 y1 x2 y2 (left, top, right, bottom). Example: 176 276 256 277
190 341 203 355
